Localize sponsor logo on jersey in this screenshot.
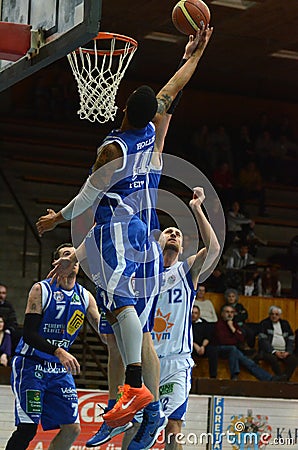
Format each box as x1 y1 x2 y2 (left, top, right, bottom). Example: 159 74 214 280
26 390 42 413
54 291 64 302
70 293 81 305
152 308 174 342
67 310 85 335
43 323 65 334
160 382 174 396
46 338 70 350
34 370 43 379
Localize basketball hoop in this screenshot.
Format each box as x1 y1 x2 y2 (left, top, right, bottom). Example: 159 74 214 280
67 32 138 123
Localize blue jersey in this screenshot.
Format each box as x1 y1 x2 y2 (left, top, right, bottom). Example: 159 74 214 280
142 160 162 235
94 123 156 224
15 279 89 363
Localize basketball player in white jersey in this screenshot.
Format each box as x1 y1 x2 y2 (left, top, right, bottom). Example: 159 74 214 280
149 187 220 450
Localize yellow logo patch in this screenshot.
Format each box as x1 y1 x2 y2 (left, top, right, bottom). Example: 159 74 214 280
67 310 85 335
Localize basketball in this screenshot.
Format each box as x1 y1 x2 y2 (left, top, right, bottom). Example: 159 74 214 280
172 0 211 35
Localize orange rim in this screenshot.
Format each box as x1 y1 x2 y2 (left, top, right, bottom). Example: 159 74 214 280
79 32 138 56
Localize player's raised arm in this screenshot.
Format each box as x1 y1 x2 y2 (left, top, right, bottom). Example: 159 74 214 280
154 25 213 119
187 187 220 288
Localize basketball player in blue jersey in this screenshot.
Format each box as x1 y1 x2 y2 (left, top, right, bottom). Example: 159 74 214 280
84 32 209 448
36 25 213 430
5 243 100 450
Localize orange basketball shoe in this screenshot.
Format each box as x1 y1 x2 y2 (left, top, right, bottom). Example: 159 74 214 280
103 384 153 428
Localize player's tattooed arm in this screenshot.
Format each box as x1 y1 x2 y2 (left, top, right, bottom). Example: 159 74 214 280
92 142 123 187
156 94 173 115
25 283 43 314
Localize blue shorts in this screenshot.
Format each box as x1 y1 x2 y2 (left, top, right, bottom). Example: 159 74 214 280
85 215 148 311
98 238 163 332
11 356 79 431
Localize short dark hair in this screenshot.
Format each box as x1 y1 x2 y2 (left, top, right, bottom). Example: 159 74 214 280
192 305 200 313
52 243 73 261
126 85 158 129
0 283 7 290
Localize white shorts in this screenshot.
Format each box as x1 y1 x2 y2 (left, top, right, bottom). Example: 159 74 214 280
159 357 193 421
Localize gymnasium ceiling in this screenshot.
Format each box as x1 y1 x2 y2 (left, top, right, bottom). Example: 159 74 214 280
100 0 298 103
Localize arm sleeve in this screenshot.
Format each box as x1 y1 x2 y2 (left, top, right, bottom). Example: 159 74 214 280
23 313 58 355
61 177 100 221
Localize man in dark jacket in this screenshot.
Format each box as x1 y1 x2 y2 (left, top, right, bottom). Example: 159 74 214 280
192 305 217 378
258 306 298 381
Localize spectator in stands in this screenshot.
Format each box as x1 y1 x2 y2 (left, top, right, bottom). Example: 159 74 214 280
213 305 282 381
192 305 217 378
0 284 18 333
210 124 233 170
226 242 256 271
226 200 255 248
224 288 258 349
257 266 281 297
0 315 12 367
258 306 298 381
237 160 266 216
194 285 218 322
205 264 227 293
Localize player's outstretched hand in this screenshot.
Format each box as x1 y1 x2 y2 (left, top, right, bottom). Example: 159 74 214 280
36 209 58 237
47 256 76 285
54 347 80 375
190 25 213 56
189 186 205 209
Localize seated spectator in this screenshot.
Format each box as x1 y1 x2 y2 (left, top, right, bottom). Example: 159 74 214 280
0 316 12 367
224 288 259 348
0 284 18 333
194 285 218 323
237 161 266 216
258 306 298 381
0 283 20 352
226 200 255 248
191 306 217 378
213 305 281 381
225 242 257 293
257 266 281 297
226 242 256 270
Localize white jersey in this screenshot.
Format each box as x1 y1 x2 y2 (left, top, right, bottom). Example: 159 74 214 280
151 260 196 360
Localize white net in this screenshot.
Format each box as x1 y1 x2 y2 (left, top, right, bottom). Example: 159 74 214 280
67 35 137 123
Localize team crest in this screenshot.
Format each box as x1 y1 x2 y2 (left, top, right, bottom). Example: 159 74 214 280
71 293 81 305
54 291 64 302
167 275 176 285
67 310 85 335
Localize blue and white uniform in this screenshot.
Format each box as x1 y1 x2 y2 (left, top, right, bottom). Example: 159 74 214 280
86 124 163 314
11 279 89 430
151 260 196 421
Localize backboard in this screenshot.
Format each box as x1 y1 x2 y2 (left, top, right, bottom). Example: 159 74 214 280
0 0 102 92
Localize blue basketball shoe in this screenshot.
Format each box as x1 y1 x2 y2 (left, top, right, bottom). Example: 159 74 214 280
86 419 133 447
127 409 168 450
